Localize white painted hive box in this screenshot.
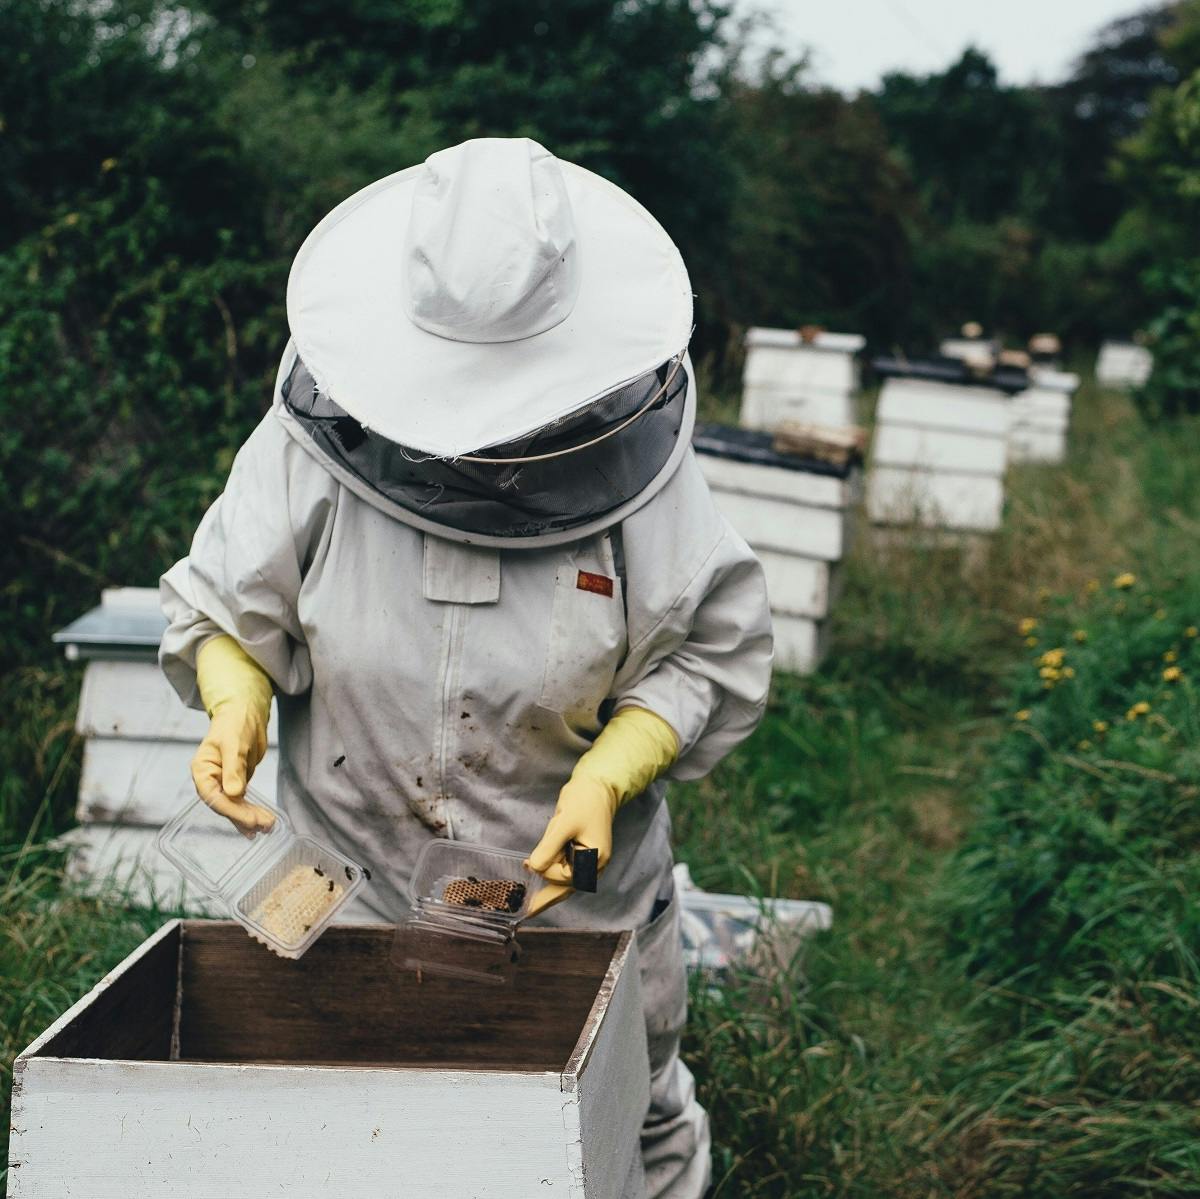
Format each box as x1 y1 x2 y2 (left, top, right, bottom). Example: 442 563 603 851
740 327 864 431
867 374 1010 532
1009 369 1078 465
54 588 279 908
694 424 860 675
1096 340 1152 389
8 920 648 1199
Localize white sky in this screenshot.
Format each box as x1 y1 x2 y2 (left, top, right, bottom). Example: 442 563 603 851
742 0 1148 92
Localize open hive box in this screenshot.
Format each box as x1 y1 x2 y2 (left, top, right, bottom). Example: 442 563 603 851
7 921 648 1199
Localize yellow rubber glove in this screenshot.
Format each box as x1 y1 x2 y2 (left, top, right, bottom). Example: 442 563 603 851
192 635 276 837
525 707 679 916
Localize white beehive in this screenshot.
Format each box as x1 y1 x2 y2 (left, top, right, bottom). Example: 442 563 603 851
7 920 649 1199
52 587 279 909
740 327 864 431
694 424 860 674
1096 341 1152 389
1009 368 1079 465
866 367 1012 533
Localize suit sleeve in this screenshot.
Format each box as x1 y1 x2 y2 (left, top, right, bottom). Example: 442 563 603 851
159 411 335 710
611 451 774 781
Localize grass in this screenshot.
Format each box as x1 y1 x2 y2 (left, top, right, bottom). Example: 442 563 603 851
3 376 1200 1193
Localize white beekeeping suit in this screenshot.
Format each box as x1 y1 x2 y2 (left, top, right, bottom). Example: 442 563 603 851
160 137 773 1199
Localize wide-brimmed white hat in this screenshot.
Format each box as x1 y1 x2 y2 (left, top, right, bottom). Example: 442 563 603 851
286 137 693 458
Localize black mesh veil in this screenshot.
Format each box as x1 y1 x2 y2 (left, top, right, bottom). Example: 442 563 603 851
281 355 690 540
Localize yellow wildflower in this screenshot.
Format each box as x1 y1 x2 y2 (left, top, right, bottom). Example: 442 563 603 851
1039 665 1060 680
1093 720 1108 733
1163 666 1182 682
1018 617 1037 636
1187 627 1198 638
63 212 79 227
1077 739 1092 751
1086 579 1100 593
1062 666 1076 679
1015 709 1031 722
101 157 118 172
1156 608 1168 620
1164 650 1178 663
1073 629 1088 643
1025 636 1038 648
1039 648 1065 668
1126 700 1151 720
1113 572 1136 589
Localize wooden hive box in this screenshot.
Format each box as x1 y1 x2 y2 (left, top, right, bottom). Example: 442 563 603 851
739 327 864 432
1009 368 1078 465
7 921 648 1199
53 587 280 909
1096 340 1152 389
866 360 1022 534
693 423 860 675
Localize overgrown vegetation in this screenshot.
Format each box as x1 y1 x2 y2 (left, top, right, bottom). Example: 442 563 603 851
670 380 1200 1195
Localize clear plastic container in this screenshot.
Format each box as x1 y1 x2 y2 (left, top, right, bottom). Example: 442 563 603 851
395 840 545 984
408 840 543 925
157 789 365 960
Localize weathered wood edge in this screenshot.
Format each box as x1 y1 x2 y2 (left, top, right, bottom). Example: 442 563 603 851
560 928 636 1094
14 919 182 1062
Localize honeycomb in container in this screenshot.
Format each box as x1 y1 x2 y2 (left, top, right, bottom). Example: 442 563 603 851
442 877 526 913
250 864 344 945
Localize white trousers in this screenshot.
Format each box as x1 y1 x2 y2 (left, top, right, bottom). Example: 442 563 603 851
622 893 712 1199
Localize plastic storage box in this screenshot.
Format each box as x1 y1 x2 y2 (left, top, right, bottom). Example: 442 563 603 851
157 790 365 959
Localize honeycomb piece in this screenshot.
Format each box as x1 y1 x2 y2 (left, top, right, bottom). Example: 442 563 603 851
250 864 344 945
442 877 526 913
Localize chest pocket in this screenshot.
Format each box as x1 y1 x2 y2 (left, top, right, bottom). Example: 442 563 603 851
539 532 628 726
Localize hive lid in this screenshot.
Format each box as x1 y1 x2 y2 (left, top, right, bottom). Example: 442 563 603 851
692 423 855 479
53 587 167 660
871 355 1029 395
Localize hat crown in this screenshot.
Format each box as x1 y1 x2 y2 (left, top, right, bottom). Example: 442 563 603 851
402 138 582 344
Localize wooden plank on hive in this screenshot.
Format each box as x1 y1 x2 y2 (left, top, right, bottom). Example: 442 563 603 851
876 379 1009 437
709 491 848 561
58 823 225 913
866 467 1005 532
76 738 279 827
756 552 831 620
872 424 1006 476
76 659 278 743
770 613 828 675
697 453 851 509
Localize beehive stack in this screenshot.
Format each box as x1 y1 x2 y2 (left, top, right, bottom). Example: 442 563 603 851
739 327 864 432
52 587 278 909
866 359 1021 537
1096 340 1152 389
694 423 861 674
1009 368 1079 464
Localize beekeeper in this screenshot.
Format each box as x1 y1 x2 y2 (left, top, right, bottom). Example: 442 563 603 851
160 137 772 1199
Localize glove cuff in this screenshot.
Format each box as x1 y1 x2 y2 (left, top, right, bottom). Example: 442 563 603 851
569 706 680 811
196 635 273 724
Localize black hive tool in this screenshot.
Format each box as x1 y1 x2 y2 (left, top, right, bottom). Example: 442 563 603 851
567 841 599 893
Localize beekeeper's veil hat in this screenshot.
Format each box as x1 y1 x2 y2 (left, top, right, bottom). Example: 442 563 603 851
280 137 695 546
